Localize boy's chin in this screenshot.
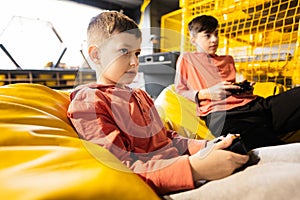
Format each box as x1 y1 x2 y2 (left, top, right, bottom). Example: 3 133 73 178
208 50 217 55
119 78 136 85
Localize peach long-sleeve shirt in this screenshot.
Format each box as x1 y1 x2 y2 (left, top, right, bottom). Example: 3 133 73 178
175 52 256 116
67 83 206 195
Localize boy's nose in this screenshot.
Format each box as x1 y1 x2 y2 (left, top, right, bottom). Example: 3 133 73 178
130 54 139 67
211 35 218 42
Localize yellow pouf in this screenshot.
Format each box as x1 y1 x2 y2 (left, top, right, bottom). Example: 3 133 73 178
0 83 159 200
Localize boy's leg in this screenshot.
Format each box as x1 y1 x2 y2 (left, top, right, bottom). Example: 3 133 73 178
201 111 226 137
254 143 300 163
204 98 285 150
266 87 300 134
222 118 285 150
168 144 300 200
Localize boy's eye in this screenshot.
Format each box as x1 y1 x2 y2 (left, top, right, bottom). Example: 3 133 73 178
135 51 140 57
120 48 129 55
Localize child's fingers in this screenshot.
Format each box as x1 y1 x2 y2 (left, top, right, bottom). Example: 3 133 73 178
234 153 249 164
214 134 239 150
222 81 232 85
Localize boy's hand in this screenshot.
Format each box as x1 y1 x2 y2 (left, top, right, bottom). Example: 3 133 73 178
189 134 249 181
227 80 255 98
198 81 240 101
232 80 256 97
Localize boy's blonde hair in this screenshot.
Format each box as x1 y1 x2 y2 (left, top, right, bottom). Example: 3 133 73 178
87 11 142 46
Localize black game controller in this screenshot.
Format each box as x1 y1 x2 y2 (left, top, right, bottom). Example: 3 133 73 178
227 80 253 94
224 136 248 155
214 135 247 154
215 135 260 172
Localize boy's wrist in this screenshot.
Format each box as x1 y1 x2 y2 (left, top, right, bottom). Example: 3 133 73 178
197 89 208 101
195 91 200 103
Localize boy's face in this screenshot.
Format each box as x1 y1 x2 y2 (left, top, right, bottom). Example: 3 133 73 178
97 32 141 85
191 29 219 55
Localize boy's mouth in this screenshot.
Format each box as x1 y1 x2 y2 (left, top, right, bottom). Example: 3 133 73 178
125 70 137 75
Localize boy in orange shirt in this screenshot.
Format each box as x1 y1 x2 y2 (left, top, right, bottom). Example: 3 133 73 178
67 11 249 195
175 15 300 150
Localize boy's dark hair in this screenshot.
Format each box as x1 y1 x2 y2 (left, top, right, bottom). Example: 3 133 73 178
87 11 142 46
188 15 218 36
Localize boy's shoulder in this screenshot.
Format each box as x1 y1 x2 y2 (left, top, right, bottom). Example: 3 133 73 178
181 51 206 56
71 83 149 99
181 51 233 58
179 53 235 67
212 54 234 62
215 54 234 59
181 52 233 58
180 51 209 60
70 83 118 99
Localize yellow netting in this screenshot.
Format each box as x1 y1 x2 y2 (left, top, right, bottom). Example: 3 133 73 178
161 0 300 88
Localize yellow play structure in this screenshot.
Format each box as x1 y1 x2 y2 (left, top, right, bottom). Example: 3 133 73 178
161 0 300 89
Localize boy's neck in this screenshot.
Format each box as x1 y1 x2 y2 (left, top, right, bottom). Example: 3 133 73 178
196 50 216 57
97 80 127 88
196 46 206 53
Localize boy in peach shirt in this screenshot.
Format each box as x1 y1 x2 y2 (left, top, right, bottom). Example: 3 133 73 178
175 15 300 150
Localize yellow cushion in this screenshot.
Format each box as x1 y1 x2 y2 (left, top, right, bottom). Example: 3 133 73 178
253 82 286 98
0 83 159 200
155 83 285 140
155 85 214 140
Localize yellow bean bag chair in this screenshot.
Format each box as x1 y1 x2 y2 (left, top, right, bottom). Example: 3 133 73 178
155 85 214 140
0 83 159 200
155 82 287 140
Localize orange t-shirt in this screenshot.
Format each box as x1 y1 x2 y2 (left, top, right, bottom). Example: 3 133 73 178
175 52 256 116
67 83 206 195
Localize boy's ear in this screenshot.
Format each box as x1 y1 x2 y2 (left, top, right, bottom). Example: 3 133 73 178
88 45 100 64
190 36 196 46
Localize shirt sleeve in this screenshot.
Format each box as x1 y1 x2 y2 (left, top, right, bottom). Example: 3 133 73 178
174 55 199 102
166 129 207 155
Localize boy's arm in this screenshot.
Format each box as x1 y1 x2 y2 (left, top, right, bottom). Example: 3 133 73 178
69 112 197 195
175 75 199 102
175 54 241 102
174 55 199 102
166 130 207 155
68 93 197 195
